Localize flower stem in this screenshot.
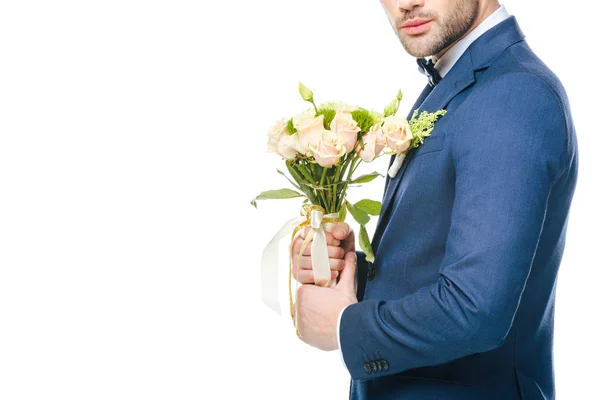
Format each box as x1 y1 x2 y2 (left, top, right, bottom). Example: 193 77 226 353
339 156 361 204
319 167 330 212
319 167 327 187
332 164 342 212
296 161 316 184
311 101 318 114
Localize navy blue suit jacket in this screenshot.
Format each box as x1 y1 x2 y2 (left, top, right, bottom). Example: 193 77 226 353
340 17 578 399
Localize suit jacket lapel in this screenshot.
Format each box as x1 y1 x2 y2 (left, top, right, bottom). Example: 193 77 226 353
377 51 476 227
372 16 526 254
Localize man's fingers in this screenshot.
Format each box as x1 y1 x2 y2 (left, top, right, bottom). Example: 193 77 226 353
292 257 342 278
331 222 351 241
293 243 344 259
296 269 340 285
292 236 307 256
292 259 301 280
300 226 310 239
329 245 345 259
325 232 341 246
299 256 345 271
292 228 348 278
295 231 341 248
293 236 340 257
337 251 357 292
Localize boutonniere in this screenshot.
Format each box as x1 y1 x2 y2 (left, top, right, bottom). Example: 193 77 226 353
387 108 447 178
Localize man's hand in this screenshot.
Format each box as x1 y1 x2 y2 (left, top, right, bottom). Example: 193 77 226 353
291 222 355 284
293 251 358 351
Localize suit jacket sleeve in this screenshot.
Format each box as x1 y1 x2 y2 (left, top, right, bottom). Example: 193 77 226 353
339 73 575 380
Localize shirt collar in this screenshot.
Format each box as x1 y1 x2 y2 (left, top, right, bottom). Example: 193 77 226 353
432 5 510 78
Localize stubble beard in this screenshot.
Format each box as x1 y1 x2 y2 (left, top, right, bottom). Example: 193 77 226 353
396 0 480 58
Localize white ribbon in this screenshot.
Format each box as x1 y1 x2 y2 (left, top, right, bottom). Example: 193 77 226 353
261 207 337 315
260 216 303 315
310 209 338 288
387 152 406 178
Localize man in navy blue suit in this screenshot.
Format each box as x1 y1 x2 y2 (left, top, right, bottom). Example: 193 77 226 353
292 0 578 398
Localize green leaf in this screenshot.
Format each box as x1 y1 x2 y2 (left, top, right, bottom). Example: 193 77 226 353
286 161 304 185
251 188 305 208
338 204 347 222
296 163 317 184
277 169 300 190
359 225 375 263
313 164 324 181
300 184 317 204
351 172 382 184
354 199 382 216
286 118 297 135
348 203 370 225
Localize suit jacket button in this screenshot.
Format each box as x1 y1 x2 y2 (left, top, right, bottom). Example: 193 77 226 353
375 361 382 372
367 268 375 281
381 360 389 371
369 361 378 372
363 362 372 374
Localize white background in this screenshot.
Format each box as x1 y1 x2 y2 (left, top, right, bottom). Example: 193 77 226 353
0 1 598 399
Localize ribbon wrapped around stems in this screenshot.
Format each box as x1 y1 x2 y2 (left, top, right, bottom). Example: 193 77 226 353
261 204 339 321
387 152 407 178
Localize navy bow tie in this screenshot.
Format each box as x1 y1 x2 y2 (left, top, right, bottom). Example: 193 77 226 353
417 57 442 87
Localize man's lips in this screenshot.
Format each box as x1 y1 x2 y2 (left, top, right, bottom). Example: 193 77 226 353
400 19 434 35
401 18 434 28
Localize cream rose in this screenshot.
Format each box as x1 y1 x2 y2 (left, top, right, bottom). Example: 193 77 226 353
382 115 413 153
293 110 325 155
277 131 300 160
359 123 386 162
267 120 286 154
266 119 299 160
330 111 360 153
310 130 346 168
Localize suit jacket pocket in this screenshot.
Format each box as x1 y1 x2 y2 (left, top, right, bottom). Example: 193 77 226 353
411 132 444 158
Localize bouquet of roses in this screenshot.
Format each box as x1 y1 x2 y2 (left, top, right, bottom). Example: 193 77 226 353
254 83 446 316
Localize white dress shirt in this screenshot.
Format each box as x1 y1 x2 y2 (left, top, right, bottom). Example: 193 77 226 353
336 4 510 371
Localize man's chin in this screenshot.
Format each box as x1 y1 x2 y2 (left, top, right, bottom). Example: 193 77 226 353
399 36 436 58
401 45 434 58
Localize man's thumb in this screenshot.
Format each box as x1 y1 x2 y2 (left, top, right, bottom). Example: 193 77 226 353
337 251 357 292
